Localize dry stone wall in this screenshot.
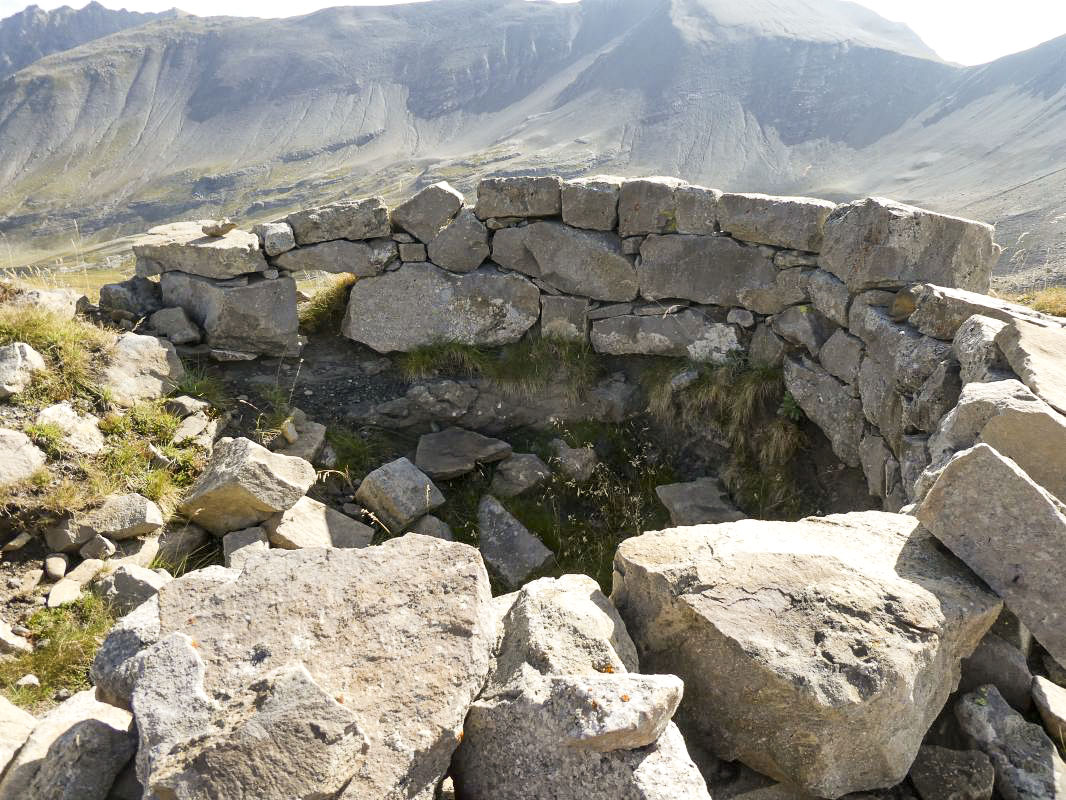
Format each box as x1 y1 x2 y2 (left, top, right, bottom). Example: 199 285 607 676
125 174 1066 510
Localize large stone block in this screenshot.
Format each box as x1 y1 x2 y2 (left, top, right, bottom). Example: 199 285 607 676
591 310 742 363
612 512 1001 798
953 315 1011 385
0 428 45 489
355 457 445 532
716 193 835 251
342 262 540 352
903 283 1056 341
286 197 391 244
638 234 776 307
263 496 374 550
101 332 185 407
995 319 1066 415
475 176 562 219
540 295 589 342
252 221 295 256
821 198 998 293
561 175 622 231
783 356 863 466
160 272 300 356
736 267 811 315
492 221 637 301
127 537 495 800
916 444 1066 665
477 495 554 589
392 181 464 243
99 275 164 317
133 221 268 280
427 208 490 273
617 177 686 236
179 437 316 534
272 238 397 275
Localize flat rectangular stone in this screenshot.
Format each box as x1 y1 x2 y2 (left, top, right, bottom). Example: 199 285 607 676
996 320 1066 416
591 310 741 364
717 193 835 252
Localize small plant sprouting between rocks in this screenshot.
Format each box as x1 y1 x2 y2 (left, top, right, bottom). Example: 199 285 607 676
0 592 113 711
299 274 358 334
173 365 229 410
642 356 812 519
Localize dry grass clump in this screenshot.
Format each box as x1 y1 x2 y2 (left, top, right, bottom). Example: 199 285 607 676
0 304 115 405
1003 287 1066 318
395 341 490 380
299 274 357 334
0 592 114 711
642 356 811 518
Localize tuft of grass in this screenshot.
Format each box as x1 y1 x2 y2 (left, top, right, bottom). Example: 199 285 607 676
299 274 357 334
395 341 490 380
0 593 114 711
24 421 68 459
172 365 229 409
0 305 115 405
643 356 811 519
326 426 410 484
1002 287 1066 318
150 535 224 578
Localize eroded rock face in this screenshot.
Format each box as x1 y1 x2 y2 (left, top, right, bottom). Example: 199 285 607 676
916 444 1066 666
612 511 1001 798
995 319 1066 416
453 574 710 800
821 198 998 293
783 356 864 467
591 310 742 363
342 262 540 352
127 538 495 800
272 238 397 275
159 272 301 357
133 221 268 280
638 234 776 307
716 193 835 251
179 437 316 535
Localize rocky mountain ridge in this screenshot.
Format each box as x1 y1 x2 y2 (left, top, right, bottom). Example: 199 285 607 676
0 0 1063 284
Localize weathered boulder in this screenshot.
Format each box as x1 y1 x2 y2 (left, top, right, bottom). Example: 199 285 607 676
415 427 512 479
954 315 1011 385
903 284 1052 341
490 453 552 498
80 492 164 543
612 511 1001 798
654 478 746 526
392 181 465 243
908 745 994 800
561 176 623 231
409 514 454 540
591 310 742 363
149 306 201 345
179 437 316 534
772 305 836 357
551 439 599 482
902 359 962 434
674 184 722 235
12 287 88 318
736 267 812 315
0 695 35 776
427 209 490 273
159 272 300 357
959 632 1033 711
342 263 540 352
286 197 391 244
477 495 554 588
101 332 185 407
222 526 269 569
808 269 851 327
0 619 30 654
0 342 45 398
783 356 863 466
955 685 1066 799
355 457 445 532
820 329 864 384
453 574 710 800
36 402 105 455
617 177 687 236
995 319 1066 415
262 495 373 549
273 238 397 275
1033 676 1066 745
475 176 562 219
926 379 1040 467
717 193 835 251
916 444 1066 665
750 323 787 367
252 221 296 256
638 234 776 307
96 564 172 616
134 221 268 279
99 275 164 317
493 221 638 301
0 428 46 488
821 198 998 293
0 688 135 800
128 537 495 800
541 295 589 341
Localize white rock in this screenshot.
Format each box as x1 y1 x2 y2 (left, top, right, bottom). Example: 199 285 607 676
263 496 373 549
0 342 46 398
0 428 46 488
102 332 185 407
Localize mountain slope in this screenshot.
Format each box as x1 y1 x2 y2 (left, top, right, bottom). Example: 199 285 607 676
0 0 1062 281
0 1 180 79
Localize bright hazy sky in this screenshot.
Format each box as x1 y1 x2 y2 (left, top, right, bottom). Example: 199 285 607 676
4 0 1065 66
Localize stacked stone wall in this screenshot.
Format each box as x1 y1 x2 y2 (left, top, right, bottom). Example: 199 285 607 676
125 174 1066 509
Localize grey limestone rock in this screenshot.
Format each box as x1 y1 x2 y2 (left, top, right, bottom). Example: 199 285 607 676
415 426 512 479
0 342 45 398
252 221 296 256
654 478 746 526
477 495 554 589
591 310 742 363
908 745 994 800
490 452 552 498
263 495 373 549
392 181 465 243
617 177 687 236
355 457 445 533
475 176 562 220
561 175 622 231
95 564 172 617
783 356 863 466
101 331 185 407
134 220 268 280
286 197 391 244
717 192 835 251
427 208 490 273
995 319 1066 416
638 234 776 307
273 237 397 275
